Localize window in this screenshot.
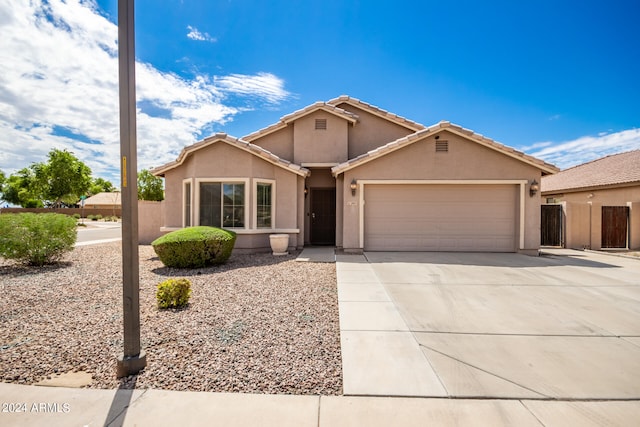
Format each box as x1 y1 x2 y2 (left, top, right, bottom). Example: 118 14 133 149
199 182 245 228
315 118 327 130
256 182 273 228
184 181 191 227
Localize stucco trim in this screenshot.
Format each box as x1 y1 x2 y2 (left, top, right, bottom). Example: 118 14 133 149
332 122 559 177
151 134 310 178
160 227 300 235
301 163 340 167
355 179 528 250
254 179 276 230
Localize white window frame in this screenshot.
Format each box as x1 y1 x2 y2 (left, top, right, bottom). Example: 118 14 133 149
182 178 193 227
194 178 250 229
254 179 276 229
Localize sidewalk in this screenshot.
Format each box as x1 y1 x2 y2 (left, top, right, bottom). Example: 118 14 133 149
4 382 639 426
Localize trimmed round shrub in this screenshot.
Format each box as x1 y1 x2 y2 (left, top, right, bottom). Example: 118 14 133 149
0 213 77 266
151 226 236 268
72 213 81 220
157 278 192 309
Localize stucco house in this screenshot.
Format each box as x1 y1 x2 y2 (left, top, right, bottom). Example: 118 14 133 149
541 150 640 250
82 192 121 209
152 96 558 254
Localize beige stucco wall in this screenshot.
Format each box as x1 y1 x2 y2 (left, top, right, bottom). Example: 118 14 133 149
543 185 640 250
249 125 294 161
161 140 303 251
293 112 349 164
333 103 417 159
338 131 543 252
138 200 164 245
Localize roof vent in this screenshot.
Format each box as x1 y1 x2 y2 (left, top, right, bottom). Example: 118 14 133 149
315 118 327 130
435 140 449 152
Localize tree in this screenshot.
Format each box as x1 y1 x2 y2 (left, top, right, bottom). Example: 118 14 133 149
33 149 92 207
0 169 5 202
2 168 43 207
89 177 115 195
137 169 164 201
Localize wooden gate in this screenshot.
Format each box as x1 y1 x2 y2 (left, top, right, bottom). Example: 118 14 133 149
602 206 629 248
541 204 563 246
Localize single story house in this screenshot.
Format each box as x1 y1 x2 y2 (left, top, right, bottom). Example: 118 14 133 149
541 150 640 250
82 192 121 209
152 96 558 254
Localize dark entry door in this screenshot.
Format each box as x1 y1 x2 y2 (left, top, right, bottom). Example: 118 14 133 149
541 205 563 246
602 206 629 248
310 188 336 245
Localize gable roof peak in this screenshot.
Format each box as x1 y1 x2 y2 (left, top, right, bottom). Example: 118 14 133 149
327 95 426 131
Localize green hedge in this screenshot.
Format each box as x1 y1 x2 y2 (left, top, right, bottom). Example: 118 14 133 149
151 226 236 268
0 213 77 266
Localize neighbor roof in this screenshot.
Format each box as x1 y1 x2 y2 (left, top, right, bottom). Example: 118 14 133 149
82 192 121 205
542 149 640 194
151 133 310 177
332 121 559 176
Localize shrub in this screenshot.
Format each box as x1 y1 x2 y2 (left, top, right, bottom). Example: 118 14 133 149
94 214 102 221
72 213 81 220
0 213 77 266
151 226 236 268
87 214 95 221
157 278 192 309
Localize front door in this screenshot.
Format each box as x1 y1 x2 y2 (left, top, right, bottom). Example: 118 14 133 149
541 204 563 246
310 188 336 245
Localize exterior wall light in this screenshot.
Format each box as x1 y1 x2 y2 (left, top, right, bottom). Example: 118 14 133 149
530 179 539 197
304 186 308 198
350 179 357 196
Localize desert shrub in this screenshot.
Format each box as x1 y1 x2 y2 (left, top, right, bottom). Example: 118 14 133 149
157 278 192 309
72 213 81 220
87 214 95 221
0 213 77 266
94 214 102 221
151 226 236 268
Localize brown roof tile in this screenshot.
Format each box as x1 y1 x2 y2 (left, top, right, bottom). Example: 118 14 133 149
541 149 640 193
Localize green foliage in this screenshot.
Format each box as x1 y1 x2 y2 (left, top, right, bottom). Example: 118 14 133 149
137 169 164 201
152 226 236 268
3 149 92 207
2 168 41 207
0 213 77 266
33 149 92 207
156 278 192 309
94 214 102 220
72 213 81 220
89 177 115 195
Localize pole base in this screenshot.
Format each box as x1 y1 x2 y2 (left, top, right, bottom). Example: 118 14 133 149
116 350 147 378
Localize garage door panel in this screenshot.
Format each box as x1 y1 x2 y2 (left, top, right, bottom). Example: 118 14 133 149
364 184 516 252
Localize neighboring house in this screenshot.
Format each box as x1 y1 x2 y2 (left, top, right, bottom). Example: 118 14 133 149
541 150 640 250
152 96 558 254
82 192 121 209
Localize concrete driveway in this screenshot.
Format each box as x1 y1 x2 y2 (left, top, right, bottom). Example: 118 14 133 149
337 250 640 400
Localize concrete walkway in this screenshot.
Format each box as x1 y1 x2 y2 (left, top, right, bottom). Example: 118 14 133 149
296 246 336 263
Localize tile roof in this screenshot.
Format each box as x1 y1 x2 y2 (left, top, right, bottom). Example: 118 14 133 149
541 149 640 193
243 102 358 142
150 133 310 177
82 192 121 206
327 95 426 131
332 121 559 176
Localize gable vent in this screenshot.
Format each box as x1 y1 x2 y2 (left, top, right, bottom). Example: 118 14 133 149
315 118 327 130
435 140 449 152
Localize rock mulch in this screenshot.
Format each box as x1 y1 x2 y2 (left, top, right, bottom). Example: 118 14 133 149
0 243 342 395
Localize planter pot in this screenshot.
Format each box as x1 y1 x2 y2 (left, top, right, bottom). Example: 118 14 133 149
269 234 289 256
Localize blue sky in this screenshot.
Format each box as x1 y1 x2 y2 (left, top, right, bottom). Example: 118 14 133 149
1 0 639 185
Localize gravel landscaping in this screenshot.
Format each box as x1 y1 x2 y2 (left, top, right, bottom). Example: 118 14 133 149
0 243 342 395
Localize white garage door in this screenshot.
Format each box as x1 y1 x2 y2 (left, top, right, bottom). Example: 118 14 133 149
364 184 517 252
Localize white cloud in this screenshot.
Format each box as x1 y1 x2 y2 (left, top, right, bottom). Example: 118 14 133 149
186 25 216 42
0 0 289 183
528 128 640 169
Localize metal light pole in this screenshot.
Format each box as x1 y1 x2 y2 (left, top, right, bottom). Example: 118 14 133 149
116 0 146 377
